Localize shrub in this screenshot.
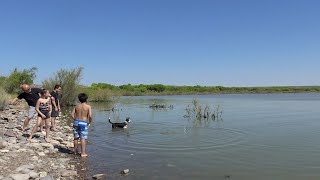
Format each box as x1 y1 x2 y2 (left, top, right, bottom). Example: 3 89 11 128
4 67 37 94
82 88 112 102
42 67 83 106
0 86 11 110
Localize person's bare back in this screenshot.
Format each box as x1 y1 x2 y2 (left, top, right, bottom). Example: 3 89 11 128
73 103 92 122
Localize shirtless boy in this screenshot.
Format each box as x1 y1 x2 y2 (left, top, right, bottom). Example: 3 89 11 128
71 93 92 157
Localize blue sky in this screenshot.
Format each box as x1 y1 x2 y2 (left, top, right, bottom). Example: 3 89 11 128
0 0 319 87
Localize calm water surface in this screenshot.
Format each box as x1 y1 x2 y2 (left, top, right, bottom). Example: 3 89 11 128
83 93 320 180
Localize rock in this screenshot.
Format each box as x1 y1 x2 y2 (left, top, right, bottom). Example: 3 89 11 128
30 156 39 161
58 158 69 163
0 158 6 163
61 170 77 177
92 174 106 179
17 148 27 152
39 172 47 178
19 168 31 174
9 174 30 180
7 152 19 158
49 140 60 145
0 115 9 121
1 177 13 180
29 143 42 150
15 164 34 172
53 137 64 142
65 142 74 148
4 130 16 137
37 152 46 156
121 169 129 174
40 176 54 180
28 171 38 179
8 137 17 144
0 149 9 153
41 143 54 150
5 125 15 129
0 140 8 149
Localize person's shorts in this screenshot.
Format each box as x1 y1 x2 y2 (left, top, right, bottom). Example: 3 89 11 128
73 120 88 140
28 106 37 119
51 109 59 117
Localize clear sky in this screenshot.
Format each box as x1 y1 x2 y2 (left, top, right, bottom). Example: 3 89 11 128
0 0 319 87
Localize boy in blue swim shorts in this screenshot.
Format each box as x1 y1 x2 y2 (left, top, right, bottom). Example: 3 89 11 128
71 93 92 157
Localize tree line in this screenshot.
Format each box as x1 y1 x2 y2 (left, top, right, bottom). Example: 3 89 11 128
1 67 320 108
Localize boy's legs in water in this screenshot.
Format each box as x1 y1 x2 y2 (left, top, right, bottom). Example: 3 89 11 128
81 138 87 157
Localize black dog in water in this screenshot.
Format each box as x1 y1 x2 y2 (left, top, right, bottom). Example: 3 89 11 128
108 117 131 129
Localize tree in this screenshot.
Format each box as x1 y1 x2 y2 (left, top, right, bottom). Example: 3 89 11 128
42 67 83 106
4 67 37 94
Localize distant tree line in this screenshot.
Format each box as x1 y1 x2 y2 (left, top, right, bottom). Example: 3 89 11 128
86 82 320 96
2 67 320 108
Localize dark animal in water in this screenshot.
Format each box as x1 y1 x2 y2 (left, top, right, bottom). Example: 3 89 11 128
108 117 131 128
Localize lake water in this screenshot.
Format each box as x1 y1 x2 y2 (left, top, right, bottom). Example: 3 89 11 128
83 93 320 180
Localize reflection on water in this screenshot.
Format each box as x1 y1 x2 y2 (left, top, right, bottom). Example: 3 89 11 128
83 93 320 180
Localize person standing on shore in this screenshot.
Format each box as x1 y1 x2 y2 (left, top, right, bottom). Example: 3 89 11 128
71 93 92 157
28 89 52 142
50 84 61 131
10 84 42 132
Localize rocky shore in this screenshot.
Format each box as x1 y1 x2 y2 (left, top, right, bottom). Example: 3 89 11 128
0 104 86 180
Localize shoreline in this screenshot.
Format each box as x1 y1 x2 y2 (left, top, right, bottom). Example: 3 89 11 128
0 103 86 179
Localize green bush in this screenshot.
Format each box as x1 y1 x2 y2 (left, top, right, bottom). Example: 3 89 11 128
82 88 112 102
0 86 11 110
42 67 83 106
4 67 37 94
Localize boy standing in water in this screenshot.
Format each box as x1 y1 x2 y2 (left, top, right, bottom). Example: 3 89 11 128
71 93 92 157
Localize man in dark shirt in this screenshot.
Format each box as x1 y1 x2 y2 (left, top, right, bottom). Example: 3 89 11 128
10 84 42 132
50 84 61 131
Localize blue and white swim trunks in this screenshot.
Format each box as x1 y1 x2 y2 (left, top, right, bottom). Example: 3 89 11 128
73 120 88 140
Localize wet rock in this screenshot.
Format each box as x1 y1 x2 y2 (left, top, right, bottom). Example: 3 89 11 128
92 174 106 179
9 174 30 180
61 170 77 177
121 169 129 174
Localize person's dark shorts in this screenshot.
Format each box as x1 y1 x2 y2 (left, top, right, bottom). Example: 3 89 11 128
51 110 59 117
